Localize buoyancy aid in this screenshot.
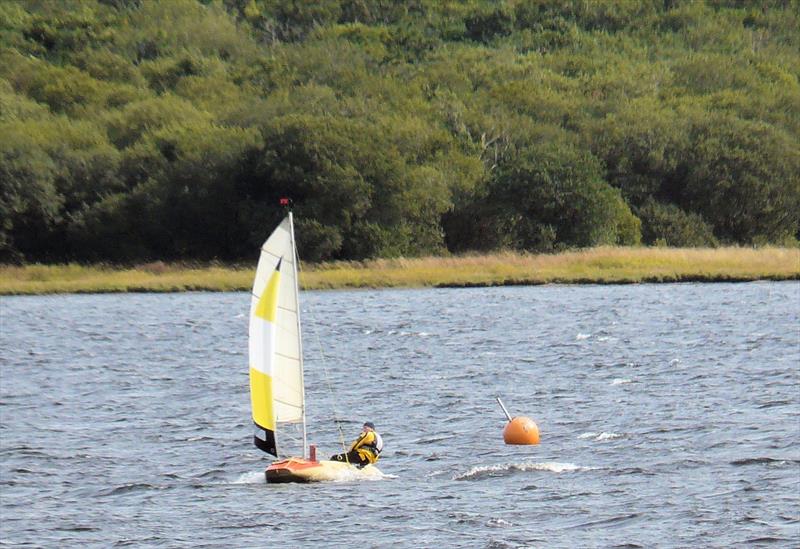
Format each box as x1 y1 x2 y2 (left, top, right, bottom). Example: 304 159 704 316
351 431 383 464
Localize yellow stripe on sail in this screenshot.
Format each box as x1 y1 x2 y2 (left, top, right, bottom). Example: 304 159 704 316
250 367 275 429
254 266 281 322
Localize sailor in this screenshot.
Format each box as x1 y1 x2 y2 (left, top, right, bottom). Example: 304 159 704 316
330 421 383 468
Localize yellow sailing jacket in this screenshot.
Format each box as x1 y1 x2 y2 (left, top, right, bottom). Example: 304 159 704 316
349 431 383 464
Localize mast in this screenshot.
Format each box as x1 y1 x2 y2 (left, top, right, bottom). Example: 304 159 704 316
288 211 308 457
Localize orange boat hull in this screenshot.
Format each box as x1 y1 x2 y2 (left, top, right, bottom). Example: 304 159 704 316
265 457 382 483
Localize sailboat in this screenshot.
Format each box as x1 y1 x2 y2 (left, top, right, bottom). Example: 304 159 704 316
249 211 383 483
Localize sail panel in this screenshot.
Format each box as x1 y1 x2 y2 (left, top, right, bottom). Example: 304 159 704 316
248 215 305 455
249 367 274 428
249 267 279 432
272 354 304 422
253 423 277 456
252 227 290 295
275 309 301 360
278 263 297 311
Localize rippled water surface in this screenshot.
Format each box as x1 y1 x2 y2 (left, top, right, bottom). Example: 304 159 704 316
2 282 799 548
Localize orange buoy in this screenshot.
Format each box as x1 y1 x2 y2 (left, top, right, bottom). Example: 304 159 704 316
503 416 540 445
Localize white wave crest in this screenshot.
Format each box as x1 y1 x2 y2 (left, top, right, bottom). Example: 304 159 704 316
611 378 632 385
579 432 623 441
453 461 587 480
426 469 448 478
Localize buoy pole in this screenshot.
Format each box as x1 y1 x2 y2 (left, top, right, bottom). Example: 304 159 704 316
496 396 513 421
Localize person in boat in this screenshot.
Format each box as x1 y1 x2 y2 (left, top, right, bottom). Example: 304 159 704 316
330 422 383 468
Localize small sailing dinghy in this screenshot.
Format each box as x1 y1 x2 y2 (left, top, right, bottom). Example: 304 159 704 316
249 212 383 483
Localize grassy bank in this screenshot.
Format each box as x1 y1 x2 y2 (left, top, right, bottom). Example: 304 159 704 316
1 247 798 296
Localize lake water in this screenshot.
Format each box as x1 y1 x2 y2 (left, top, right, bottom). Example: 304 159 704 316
1 282 799 548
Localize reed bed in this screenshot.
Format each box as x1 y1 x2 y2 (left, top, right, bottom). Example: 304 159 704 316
1 247 798 295
0 262 253 295
301 247 800 288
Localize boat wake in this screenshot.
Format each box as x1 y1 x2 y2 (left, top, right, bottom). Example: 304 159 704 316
453 461 590 481
327 469 396 482
233 471 264 484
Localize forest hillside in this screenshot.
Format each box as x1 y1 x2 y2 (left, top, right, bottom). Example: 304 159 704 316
1 0 798 263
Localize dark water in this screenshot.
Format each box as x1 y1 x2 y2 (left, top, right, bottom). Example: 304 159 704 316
1 282 799 548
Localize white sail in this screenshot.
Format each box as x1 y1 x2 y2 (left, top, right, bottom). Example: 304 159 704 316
249 214 305 456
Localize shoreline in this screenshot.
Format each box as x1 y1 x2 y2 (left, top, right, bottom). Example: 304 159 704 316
1 247 798 296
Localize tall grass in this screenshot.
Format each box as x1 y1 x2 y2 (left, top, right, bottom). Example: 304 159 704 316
0 262 253 295
1 248 798 295
300 247 800 288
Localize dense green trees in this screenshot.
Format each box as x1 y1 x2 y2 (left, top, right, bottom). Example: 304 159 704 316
1 0 798 263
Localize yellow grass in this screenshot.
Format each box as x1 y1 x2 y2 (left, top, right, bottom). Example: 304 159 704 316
1 248 798 295
301 247 800 288
0 262 254 295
